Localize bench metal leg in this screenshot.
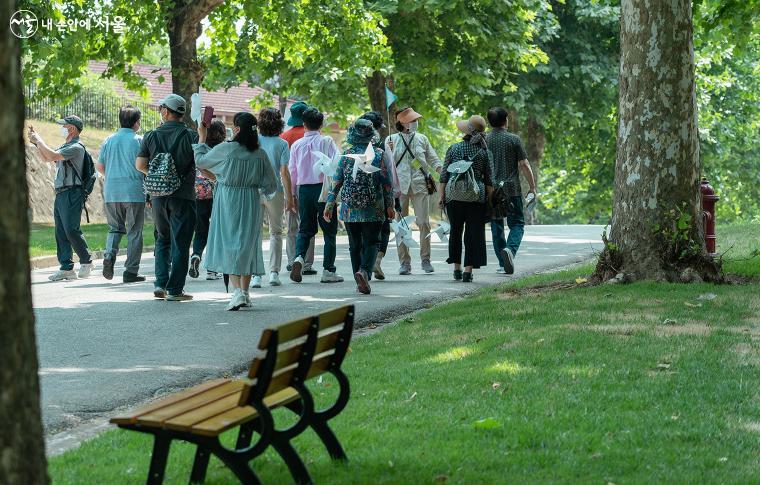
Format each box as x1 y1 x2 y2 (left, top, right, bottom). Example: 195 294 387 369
236 422 256 450
272 437 313 485
212 450 261 485
147 435 171 485
311 418 347 461
189 446 211 484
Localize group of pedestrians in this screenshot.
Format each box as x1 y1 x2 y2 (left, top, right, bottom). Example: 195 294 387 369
29 92 536 311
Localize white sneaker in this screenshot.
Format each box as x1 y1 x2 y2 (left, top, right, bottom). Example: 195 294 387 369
227 288 246 311
321 270 344 283
49 269 78 281
269 272 281 286
251 275 262 288
242 290 252 307
496 267 505 274
290 256 304 283
78 263 93 279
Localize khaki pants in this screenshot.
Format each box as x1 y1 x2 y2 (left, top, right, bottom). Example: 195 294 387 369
396 188 432 265
262 192 286 273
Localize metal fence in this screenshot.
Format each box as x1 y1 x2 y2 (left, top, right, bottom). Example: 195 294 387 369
24 85 162 132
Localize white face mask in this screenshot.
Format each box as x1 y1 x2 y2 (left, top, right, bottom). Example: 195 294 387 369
59 127 70 138
406 121 419 132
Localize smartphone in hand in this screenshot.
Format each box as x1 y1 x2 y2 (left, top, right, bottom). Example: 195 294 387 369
202 106 214 127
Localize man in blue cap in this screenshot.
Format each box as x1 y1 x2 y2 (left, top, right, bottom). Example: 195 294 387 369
29 115 94 281
281 100 315 274
136 94 198 301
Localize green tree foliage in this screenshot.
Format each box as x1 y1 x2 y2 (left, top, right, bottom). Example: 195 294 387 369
201 0 390 122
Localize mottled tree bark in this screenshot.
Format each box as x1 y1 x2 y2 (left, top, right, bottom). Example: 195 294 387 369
594 0 720 282
166 0 225 126
523 116 544 225
366 71 394 139
0 0 49 481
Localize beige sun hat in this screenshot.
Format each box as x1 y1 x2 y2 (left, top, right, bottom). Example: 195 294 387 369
396 107 423 124
456 115 487 135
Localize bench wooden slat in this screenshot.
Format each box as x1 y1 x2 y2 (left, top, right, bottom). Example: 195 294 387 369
272 328 342 373
110 378 230 425
136 381 245 427
190 387 301 437
267 351 336 394
163 392 242 432
318 306 352 329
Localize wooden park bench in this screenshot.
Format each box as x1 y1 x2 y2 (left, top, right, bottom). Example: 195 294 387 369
110 304 355 484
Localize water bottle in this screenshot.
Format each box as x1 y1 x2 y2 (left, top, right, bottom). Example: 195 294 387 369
525 192 537 212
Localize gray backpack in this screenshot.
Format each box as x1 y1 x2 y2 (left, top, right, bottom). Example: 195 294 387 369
144 131 192 197
445 159 483 203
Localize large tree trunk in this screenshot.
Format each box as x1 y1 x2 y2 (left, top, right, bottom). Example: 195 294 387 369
594 0 721 283
165 0 225 127
366 70 393 139
523 116 544 225
0 0 49 481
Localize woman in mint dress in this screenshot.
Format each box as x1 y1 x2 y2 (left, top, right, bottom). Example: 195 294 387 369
193 112 277 311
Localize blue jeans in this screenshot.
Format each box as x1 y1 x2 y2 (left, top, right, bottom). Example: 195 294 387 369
152 197 196 294
54 189 92 270
491 196 525 267
295 184 337 272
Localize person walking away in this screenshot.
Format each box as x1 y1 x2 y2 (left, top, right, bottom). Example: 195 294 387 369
385 107 442 275
324 119 394 294
136 94 198 301
359 111 401 281
189 119 226 281
97 106 146 283
28 115 93 281
193 112 278 311
486 107 536 275
438 115 494 283
257 107 295 288
280 101 316 273
288 107 343 284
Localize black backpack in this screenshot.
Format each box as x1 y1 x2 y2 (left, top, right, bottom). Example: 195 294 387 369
65 142 97 222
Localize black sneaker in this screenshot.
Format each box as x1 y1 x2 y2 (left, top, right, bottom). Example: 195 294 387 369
102 257 114 280
286 263 293 272
454 269 463 281
123 272 146 283
153 287 167 299
501 249 515 275
303 266 318 276
354 270 371 295
462 272 473 283
189 254 201 278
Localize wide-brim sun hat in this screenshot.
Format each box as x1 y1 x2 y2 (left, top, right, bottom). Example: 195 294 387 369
456 115 487 135
347 119 376 145
396 107 422 124
287 101 310 127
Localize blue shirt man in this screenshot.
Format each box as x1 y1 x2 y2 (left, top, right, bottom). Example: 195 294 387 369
97 106 147 282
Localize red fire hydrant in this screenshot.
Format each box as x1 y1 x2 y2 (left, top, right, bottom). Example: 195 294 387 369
700 178 719 257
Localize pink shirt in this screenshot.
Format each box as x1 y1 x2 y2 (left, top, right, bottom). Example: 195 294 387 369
289 131 338 187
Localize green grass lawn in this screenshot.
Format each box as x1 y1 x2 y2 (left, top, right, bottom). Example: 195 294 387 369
29 223 156 258
48 222 760 484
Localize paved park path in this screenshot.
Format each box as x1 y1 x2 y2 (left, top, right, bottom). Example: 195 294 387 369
33 224 603 440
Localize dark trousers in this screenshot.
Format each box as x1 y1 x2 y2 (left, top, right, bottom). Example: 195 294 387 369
54 189 92 270
491 196 525 266
446 200 487 269
192 198 214 257
295 184 337 272
378 219 391 254
152 197 197 294
346 221 382 274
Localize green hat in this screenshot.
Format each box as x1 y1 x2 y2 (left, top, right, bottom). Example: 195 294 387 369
56 115 84 132
347 119 375 146
287 101 309 127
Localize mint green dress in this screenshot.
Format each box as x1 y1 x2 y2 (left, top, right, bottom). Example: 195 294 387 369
193 142 277 276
